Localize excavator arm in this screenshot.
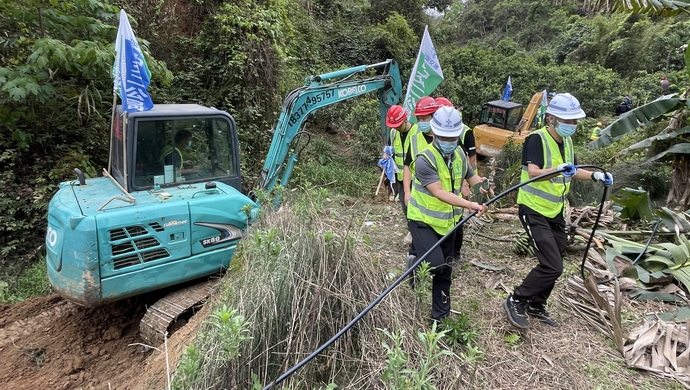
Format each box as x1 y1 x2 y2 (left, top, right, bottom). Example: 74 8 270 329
516 91 546 134
254 60 402 202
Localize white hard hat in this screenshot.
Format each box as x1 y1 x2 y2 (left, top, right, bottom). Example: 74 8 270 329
430 106 463 137
546 93 586 120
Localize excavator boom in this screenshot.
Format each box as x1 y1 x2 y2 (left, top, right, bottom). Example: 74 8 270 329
516 91 546 133
255 60 402 200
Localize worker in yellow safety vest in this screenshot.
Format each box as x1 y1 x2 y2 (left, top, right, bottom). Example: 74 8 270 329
401 96 440 250
406 106 489 323
503 93 613 330
434 96 481 263
386 105 417 214
590 122 602 141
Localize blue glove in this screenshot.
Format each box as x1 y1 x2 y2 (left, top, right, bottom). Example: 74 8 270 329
557 163 577 177
592 172 613 186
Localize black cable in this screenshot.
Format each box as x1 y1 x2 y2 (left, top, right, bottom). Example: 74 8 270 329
572 164 609 280
262 167 577 390
632 219 662 266
263 165 628 390
571 165 662 285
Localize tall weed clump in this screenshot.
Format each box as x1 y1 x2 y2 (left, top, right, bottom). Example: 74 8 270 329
174 198 466 389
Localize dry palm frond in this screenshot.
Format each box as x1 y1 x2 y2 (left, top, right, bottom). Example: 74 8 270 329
566 203 616 230
624 320 690 385
563 273 690 386
561 275 625 354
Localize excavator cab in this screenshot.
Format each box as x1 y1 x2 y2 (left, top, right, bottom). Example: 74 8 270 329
479 101 524 131
112 105 242 192
474 91 546 157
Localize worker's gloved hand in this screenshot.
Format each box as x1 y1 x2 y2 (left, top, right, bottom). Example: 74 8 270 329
557 163 577 177
592 171 614 186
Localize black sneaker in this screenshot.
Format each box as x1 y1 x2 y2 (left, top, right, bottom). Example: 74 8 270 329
503 294 529 329
526 303 559 327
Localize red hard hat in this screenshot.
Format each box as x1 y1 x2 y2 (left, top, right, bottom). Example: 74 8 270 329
435 97 454 108
386 105 408 128
414 96 440 116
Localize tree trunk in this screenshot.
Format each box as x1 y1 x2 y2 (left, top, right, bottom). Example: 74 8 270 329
667 155 690 210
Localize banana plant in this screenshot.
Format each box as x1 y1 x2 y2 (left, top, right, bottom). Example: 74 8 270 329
602 232 690 295
601 187 690 295
585 0 690 15
585 1 690 210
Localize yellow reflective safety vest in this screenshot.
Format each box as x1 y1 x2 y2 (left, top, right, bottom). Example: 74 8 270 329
405 125 432 175
160 145 183 169
459 124 471 147
458 124 478 175
390 124 416 182
517 127 574 218
408 146 468 235
589 126 601 141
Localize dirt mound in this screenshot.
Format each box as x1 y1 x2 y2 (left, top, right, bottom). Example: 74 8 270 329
0 294 155 390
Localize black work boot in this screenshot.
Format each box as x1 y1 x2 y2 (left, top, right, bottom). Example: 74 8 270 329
503 294 529 329
526 302 559 327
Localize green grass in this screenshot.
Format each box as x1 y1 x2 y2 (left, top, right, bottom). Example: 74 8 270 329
0 256 51 304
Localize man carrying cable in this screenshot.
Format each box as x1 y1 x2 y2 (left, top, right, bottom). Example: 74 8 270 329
503 93 613 329
407 106 488 323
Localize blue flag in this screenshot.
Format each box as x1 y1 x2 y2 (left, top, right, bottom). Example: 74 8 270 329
501 76 512 101
113 10 153 112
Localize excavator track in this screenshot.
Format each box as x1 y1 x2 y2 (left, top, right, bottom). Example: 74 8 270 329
139 279 218 346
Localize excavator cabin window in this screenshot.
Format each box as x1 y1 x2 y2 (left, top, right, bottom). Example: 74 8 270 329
132 117 237 189
481 105 507 128
480 103 524 131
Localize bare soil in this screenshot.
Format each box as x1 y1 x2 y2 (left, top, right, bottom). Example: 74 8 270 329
0 194 684 389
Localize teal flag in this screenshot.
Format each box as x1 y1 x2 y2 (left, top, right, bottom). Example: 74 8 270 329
402 26 443 123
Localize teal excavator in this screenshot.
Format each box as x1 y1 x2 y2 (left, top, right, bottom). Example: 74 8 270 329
45 60 402 344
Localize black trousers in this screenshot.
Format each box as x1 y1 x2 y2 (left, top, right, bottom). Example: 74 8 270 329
397 181 407 215
513 211 567 305
408 220 453 320
453 223 463 257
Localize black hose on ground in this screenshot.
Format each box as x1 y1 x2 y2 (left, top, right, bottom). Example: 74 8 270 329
263 165 612 390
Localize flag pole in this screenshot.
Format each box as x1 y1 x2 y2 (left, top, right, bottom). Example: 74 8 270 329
375 169 385 196
108 91 117 174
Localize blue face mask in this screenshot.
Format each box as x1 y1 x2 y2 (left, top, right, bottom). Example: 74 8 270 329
434 139 457 156
417 121 431 133
555 121 577 138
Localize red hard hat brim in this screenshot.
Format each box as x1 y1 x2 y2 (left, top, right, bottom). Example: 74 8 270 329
387 118 405 127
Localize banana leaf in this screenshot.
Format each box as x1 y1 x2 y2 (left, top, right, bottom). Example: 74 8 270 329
643 254 676 266
630 290 685 302
668 267 690 292
588 0 690 17
656 207 690 234
605 247 627 273
614 127 690 156
657 242 688 265
645 142 690 163
653 306 690 322
588 94 685 149
610 187 656 222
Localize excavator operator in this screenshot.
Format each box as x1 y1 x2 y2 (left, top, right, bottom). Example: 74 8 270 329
160 130 200 177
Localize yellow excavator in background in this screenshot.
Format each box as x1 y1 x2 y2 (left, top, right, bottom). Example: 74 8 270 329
473 91 546 157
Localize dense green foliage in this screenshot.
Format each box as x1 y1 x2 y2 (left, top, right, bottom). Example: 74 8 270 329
1 0 689 274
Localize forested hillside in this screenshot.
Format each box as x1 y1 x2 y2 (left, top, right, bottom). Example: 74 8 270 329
1 0 688 269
